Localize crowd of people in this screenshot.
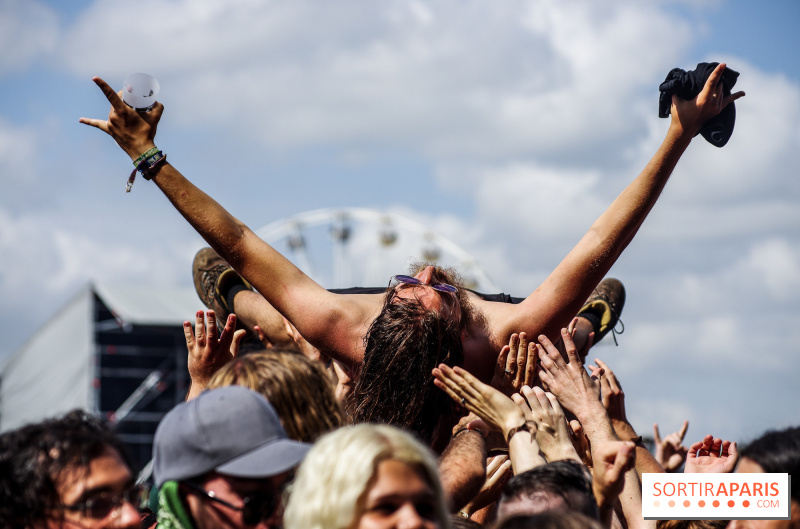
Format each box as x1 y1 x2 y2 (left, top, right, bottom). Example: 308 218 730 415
3 63 797 529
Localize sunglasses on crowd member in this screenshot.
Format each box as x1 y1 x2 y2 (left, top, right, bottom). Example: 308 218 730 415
182 481 277 526
389 275 458 293
57 484 146 520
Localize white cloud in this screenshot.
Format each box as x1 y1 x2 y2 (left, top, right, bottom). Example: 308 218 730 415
738 238 800 302
0 0 59 76
57 0 695 162
0 118 37 184
3 0 799 441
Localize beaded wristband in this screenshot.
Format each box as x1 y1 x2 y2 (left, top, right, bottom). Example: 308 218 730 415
132 147 159 167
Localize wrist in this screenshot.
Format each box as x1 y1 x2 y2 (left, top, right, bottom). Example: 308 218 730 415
574 401 607 424
505 420 537 445
128 142 157 162
501 411 528 438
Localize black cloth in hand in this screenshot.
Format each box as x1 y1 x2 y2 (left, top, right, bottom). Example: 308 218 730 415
659 62 740 148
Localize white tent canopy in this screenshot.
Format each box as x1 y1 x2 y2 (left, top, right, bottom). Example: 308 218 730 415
0 283 198 433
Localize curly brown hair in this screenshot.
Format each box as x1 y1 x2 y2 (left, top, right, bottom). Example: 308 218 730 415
0 410 132 529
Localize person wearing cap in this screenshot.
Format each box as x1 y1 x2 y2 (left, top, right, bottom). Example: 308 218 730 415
152 385 310 529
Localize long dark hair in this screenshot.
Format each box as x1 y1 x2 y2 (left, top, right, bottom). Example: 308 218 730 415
347 291 464 444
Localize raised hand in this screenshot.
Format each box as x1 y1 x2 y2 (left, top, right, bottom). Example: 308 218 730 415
433 364 526 435
491 332 537 396
79 77 163 159
185 310 238 400
684 434 738 473
653 421 689 472
595 358 627 424
591 440 636 509
535 329 603 417
461 454 513 517
671 63 745 137
514 385 581 463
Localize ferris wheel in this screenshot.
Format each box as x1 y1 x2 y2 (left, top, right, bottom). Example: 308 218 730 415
254 207 499 292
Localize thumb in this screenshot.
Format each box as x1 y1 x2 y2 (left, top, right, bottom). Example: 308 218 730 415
230 329 247 357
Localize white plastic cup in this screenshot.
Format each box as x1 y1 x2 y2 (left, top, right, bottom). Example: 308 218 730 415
122 73 160 111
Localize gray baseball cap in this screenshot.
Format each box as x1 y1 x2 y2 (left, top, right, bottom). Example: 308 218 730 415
153 386 310 487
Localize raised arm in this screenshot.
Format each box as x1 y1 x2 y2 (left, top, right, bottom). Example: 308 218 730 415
493 64 745 344
80 77 369 366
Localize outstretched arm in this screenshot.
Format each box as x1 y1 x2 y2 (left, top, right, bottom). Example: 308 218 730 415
80 77 369 367
493 64 745 344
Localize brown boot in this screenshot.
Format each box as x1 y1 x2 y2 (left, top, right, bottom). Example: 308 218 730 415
192 247 253 320
577 278 625 345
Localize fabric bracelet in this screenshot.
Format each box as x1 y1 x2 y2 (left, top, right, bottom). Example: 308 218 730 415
506 421 534 444
139 151 166 180
132 146 159 167
453 427 479 438
126 149 166 192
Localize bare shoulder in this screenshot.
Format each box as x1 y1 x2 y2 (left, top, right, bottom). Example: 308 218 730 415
466 287 568 350
309 291 385 366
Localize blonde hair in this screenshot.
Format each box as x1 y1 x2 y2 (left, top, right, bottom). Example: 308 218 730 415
283 424 451 529
206 348 344 443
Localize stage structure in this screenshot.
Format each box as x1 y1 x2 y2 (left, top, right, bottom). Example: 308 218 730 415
0 283 198 469
0 208 497 470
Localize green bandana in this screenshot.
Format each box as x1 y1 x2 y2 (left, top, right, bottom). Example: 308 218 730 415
156 481 195 529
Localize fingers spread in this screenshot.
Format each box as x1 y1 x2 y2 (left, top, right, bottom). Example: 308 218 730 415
78 117 109 132
93 77 125 111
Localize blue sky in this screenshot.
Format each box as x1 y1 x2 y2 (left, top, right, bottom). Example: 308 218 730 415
1 0 799 444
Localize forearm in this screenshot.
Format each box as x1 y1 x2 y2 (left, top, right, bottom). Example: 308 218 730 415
617 468 653 529
612 419 665 478
519 126 694 341
586 126 692 254
148 163 263 273
439 430 487 513
575 403 618 445
507 429 546 474
146 162 359 361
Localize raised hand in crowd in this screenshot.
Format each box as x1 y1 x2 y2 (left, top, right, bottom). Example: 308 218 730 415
491 332 537 396
80 77 162 158
433 363 545 474
596 358 666 477
684 434 738 473
535 329 614 442
514 385 582 464
590 440 636 529
460 454 513 522
184 310 244 400
438 412 490 515
653 420 689 472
